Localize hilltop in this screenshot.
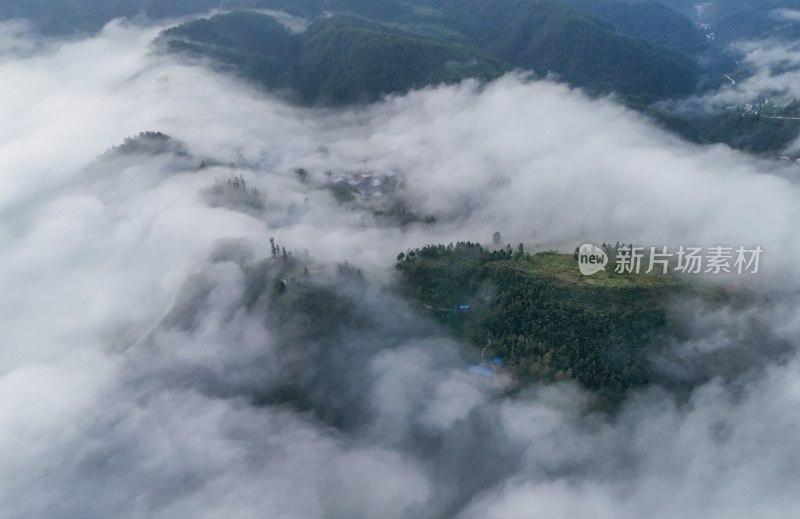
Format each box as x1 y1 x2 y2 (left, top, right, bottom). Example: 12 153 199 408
395 242 727 404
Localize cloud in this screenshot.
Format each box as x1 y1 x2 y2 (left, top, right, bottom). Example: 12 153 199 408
673 38 800 142
251 9 310 32
774 9 800 22
335 77 800 273
1 18 800 519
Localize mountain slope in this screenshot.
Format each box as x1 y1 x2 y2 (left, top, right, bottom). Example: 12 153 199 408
162 12 506 105
395 243 709 404
162 2 701 104
567 0 708 54
0 0 219 34
431 0 699 98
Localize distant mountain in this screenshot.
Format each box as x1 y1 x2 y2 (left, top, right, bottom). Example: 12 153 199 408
654 0 800 42
295 16 504 104
163 12 300 93
0 0 413 33
162 12 506 105
6 0 797 46
567 0 708 54
0 0 218 34
0 0 703 101
713 1 800 43
429 0 698 98
162 1 701 104
220 0 408 20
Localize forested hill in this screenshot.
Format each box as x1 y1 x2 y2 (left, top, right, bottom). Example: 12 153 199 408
159 2 700 104
0 0 220 34
565 0 709 54
161 12 506 105
0 0 703 101
426 0 699 98
395 242 726 405
656 0 800 42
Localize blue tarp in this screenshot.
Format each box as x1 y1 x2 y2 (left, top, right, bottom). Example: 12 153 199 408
468 365 493 377
459 304 471 310
493 357 502 366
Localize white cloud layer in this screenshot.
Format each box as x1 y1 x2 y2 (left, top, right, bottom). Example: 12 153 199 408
683 39 800 141
774 9 800 22
1 19 800 519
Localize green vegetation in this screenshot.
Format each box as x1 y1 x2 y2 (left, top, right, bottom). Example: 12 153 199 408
694 111 800 155
163 12 300 93
222 0 410 20
295 15 504 104
642 103 800 156
102 131 189 157
160 0 701 104
162 12 505 105
616 94 800 155
710 0 800 43
396 242 714 404
0 0 704 101
425 0 700 99
567 0 708 54
0 0 219 34
657 0 800 43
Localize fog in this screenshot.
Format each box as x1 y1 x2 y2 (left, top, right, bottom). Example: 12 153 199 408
702 39 800 106
676 36 800 155
774 9 800 23
1 18 800 519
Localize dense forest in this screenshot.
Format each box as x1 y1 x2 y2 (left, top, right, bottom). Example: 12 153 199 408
641 101 800 156
157 0 703 103
656 0 800 42
395 242 718 404
0 0 220 34
162 12 506 104
423 0 700 98
566 0 708 54
693 110 800 155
